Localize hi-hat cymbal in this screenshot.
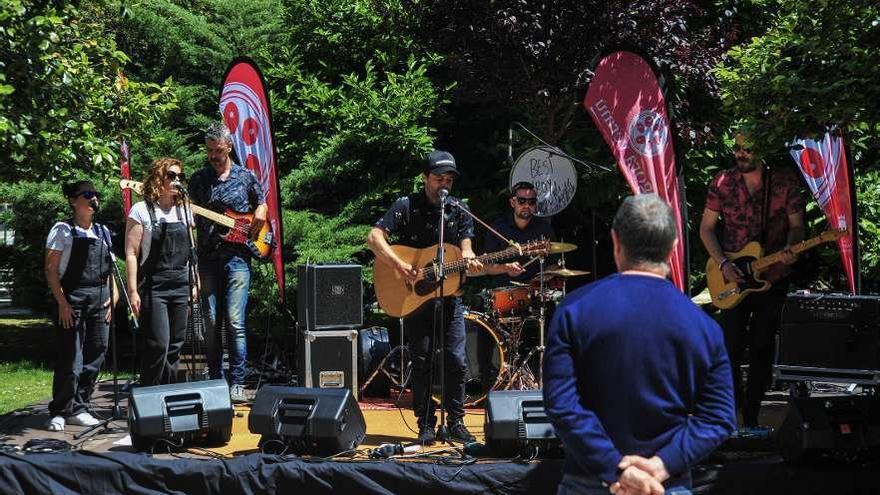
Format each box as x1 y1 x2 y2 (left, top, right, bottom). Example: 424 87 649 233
548 242 578 254
543 268 591 278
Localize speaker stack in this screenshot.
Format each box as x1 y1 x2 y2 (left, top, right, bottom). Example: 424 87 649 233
774 292 880 463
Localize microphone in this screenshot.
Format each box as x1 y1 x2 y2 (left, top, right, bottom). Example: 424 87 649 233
171 180 188 196
89 197 100 213
438 188 449 203
369 442 422 459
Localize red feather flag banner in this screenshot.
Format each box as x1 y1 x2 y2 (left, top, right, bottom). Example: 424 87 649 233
583 51 688 292
120 140 132 217
789 132 859 294
220 58 286 304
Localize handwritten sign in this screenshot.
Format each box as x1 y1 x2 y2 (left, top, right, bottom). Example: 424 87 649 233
509 146 577 217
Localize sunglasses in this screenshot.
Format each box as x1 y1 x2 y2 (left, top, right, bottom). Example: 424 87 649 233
76 190 101 200
166 171 186 181
515 197 537 205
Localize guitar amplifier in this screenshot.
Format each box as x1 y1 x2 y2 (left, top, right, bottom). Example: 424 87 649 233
776 293 880 383
297 264 363 331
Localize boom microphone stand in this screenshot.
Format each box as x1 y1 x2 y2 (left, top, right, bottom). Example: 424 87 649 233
430 187 451 444
175 182 207 382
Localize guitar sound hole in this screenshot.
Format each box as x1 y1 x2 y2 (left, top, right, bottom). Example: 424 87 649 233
413 280 440 297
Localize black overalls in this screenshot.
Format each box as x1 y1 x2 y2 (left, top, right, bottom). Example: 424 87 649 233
138 203 190 386
49 222 112 417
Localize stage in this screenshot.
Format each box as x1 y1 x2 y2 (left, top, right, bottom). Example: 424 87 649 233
0 382 877 494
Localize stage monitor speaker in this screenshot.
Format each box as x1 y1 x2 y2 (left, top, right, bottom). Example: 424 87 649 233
484 390 562 457
249 386 366 456
128 379 233 452
777 294 880 381
297 264 363 331
778 395 880 463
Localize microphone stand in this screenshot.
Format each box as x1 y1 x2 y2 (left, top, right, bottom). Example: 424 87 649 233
76 223 140 439
176 184 207 382
432 189 451 445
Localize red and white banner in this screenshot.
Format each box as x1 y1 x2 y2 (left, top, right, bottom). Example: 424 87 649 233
120 140 132 217
583 51 687 291
789 132 857 294
220 58 286 304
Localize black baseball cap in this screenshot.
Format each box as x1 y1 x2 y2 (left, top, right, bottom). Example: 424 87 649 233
425 150 459 176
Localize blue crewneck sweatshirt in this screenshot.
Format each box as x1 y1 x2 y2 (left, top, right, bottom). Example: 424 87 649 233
543 274 736 484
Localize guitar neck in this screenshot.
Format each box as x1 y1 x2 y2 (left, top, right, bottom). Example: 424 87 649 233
752 234 833 271
189 204 235 228
428 245 524 275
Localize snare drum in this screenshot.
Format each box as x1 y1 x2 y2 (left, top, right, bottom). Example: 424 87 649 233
489 286 532 316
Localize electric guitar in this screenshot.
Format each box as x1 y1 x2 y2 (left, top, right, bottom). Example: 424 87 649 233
706 229 848 309
373 240 551 317
119 179 274 260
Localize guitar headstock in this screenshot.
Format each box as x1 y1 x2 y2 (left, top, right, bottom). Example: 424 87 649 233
520 239 551 256
822 228 849 242
119 179 144 195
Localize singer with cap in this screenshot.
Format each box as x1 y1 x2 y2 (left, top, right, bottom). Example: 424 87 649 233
44 180 117 431
367 150 482 445
125 157 196 386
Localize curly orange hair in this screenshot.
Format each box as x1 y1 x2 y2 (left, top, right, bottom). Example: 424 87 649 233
142 157 184 206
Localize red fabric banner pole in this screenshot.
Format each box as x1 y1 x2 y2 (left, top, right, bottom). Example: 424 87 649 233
789 131 858 294
583 51 688 292
120 140 132 217
220 58 286 304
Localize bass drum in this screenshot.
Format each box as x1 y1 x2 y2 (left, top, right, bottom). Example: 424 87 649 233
434 312 504 407
358 327 393 397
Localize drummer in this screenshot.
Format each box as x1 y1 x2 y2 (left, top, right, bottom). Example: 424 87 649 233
483 181 559 285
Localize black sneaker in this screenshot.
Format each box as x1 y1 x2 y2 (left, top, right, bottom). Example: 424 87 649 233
418 423 436 445
447 421 476 443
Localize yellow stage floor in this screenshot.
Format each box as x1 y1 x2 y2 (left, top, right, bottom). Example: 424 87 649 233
213 404 487 456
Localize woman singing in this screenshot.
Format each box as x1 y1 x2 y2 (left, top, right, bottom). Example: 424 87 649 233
44 181 116 431
125 157 195 386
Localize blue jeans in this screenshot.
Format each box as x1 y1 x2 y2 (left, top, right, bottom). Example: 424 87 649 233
556 473 692 495
200 256 251 385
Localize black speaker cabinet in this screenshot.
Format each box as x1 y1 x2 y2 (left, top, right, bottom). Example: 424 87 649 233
778 395 880 463
484 390 562 457
128 379 233 451
297 264 363 331
249 386 366 456
776 293 880 383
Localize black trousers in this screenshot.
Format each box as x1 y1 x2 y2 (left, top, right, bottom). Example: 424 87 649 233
718 283 788 427
49 286 109 417
139 287 188 386
405 297 467 425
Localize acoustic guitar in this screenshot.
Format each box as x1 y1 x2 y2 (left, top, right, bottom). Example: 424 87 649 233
706 229 848 309
120 179 274 260
373 240 550 318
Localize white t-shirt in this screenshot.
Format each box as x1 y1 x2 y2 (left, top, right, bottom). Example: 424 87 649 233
45 221 112 277
128 201 195 264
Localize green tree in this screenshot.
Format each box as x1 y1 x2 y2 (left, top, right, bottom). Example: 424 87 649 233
0 0 176 182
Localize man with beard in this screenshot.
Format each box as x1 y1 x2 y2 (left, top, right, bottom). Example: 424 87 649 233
699 131 804 428
188 122 267 404
483 182 557 283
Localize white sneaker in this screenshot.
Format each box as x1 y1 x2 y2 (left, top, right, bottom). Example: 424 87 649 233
46 415 65 432
230 384 247 404
67 411 100 426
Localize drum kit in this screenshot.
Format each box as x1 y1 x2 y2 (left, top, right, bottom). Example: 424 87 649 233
459 242 591 406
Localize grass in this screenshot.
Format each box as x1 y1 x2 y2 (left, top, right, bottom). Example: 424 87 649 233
0 360 53 415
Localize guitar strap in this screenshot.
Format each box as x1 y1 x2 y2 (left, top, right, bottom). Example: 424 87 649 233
760 165 773 246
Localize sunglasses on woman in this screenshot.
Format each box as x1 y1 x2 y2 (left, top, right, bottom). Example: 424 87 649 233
515 197 537 205
76 190 101 200
166 171 186 181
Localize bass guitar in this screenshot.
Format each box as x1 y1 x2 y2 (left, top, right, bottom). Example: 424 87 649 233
373 240 550 317
706 229 848 309
120 179 274 260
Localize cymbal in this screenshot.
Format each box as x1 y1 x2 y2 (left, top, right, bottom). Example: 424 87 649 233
543 268 591 278
548 242 578 254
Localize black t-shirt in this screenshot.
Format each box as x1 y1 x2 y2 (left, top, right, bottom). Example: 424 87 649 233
375 191 475 248
484 214 556 283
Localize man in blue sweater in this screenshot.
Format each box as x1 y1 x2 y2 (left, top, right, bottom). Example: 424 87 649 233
544 194 736 495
